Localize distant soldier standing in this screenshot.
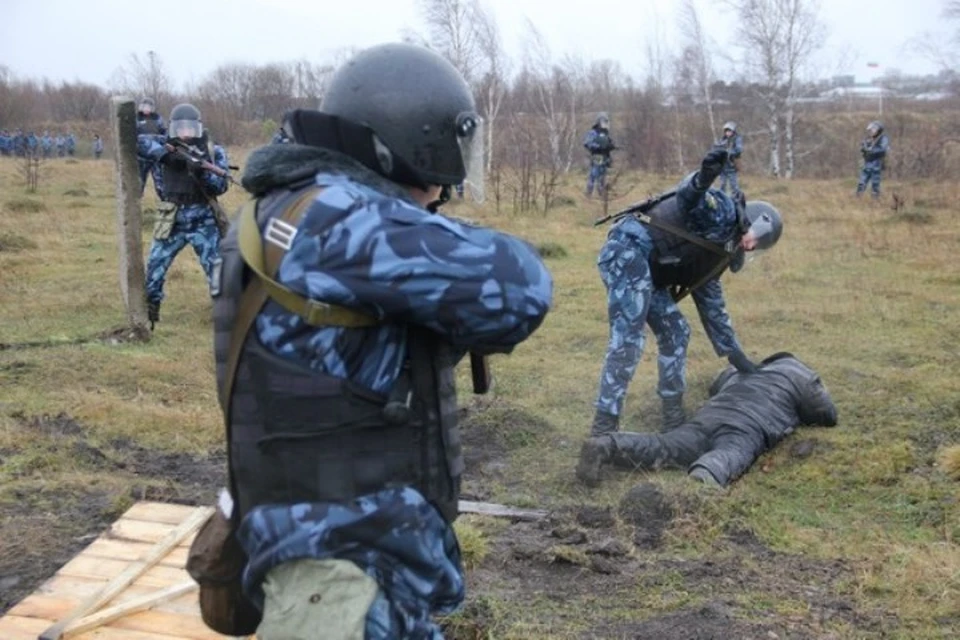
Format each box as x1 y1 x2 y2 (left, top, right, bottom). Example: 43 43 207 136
136 97 168 195
856 120 889 199
714 121 743 195
93 134 104 159
584 112 617 197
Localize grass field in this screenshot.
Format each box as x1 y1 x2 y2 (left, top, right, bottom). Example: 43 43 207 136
0 152 957 639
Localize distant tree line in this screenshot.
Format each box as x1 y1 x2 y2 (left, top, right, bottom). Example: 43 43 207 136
3 0 960 207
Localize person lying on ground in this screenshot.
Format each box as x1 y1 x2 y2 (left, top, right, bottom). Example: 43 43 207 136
576 352 838 488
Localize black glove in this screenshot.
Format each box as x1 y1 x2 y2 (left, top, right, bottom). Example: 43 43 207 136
696 148 728 190
728 349 759 374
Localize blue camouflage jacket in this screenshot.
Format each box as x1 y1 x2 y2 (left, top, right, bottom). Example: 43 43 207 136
137 134 230 226
247 146 554 395
861 133 889 170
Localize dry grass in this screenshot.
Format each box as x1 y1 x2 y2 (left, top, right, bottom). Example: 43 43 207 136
1 153 958 637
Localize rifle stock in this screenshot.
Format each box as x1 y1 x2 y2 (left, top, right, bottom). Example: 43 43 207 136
470 352 491 394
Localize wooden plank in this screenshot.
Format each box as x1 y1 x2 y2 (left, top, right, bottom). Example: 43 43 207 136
104 519 180 544
83 539 190 565
15 584 202 618
459 500 548 521
121 503 209 526
38 506 213 640
64 582 197 638
58 556 190 586
0 613 50 640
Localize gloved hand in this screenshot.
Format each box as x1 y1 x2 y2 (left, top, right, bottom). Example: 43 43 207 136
727 349 759 374
696 148 728 190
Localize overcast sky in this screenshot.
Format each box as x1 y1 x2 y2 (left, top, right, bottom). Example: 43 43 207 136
0 0 951 89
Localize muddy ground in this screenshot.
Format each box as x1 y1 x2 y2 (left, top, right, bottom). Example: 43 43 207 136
446 399 901 640
0 400 901 638
0 411 224 613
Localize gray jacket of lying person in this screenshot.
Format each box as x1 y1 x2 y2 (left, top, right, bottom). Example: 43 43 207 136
576 352 838 487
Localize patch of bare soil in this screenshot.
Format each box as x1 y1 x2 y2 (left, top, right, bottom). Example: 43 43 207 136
0 486 115 614
0 412 224 614
458 396 554 501
446 481 896 639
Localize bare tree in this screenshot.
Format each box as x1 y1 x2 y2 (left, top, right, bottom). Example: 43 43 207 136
473 1 508 172
416 0 483 82
725 0 826 178
522 20 578 175
678 0 718 136
109 51 173 106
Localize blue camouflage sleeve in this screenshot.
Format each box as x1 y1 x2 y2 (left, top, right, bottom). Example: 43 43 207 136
277 186 553 352
690 278 741 357
157 115 168 136
583 129 598 151
136 134 166 164
199 144 230 195
731 134 743 159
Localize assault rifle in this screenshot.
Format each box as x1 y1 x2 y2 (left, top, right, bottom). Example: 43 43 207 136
164 138 240 235
164 138 241 187
592 189 677 227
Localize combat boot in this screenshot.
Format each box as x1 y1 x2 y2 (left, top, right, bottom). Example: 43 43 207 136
660 394 686 433
589 409 619 437
576 436 614 488
147 300 161 331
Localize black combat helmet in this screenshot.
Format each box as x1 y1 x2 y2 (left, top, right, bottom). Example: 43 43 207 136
320 43 483 197
744 201 783 250
169 103 203 140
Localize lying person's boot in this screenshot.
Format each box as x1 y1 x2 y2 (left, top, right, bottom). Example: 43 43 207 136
689 466 722 489
660 394 686 432
576 436 614 488
590 409 619 437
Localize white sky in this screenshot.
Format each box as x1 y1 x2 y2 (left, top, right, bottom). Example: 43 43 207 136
0 0 951 88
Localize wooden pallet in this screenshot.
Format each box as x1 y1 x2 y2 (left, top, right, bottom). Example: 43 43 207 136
0 502 247 640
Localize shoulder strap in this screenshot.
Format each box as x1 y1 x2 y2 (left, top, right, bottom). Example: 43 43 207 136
237 187 378 328
635 210 729 258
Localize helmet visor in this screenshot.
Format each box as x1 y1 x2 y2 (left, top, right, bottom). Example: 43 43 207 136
170 119 203 140
456 113 485 203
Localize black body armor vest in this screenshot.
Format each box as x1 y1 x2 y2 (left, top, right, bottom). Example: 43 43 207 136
212 182 464 524
138 113 162 135
161 138 210 205
645 197 729 289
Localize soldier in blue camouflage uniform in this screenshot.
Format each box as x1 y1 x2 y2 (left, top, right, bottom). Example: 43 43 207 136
715 121 743 195
40 132 53 158
0 130 10 156
582 147 783 462
576 352 838 487
856 120 889 199
212 43 552 640
584 112 616 197
139 103 230 328
137 97 167 195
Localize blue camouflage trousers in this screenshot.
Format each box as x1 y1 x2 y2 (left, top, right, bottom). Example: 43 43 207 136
594 234 692 417
145 220 220 304
856 166 882 197
586 159 609 196
238 487 464 640
719 169 740 195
